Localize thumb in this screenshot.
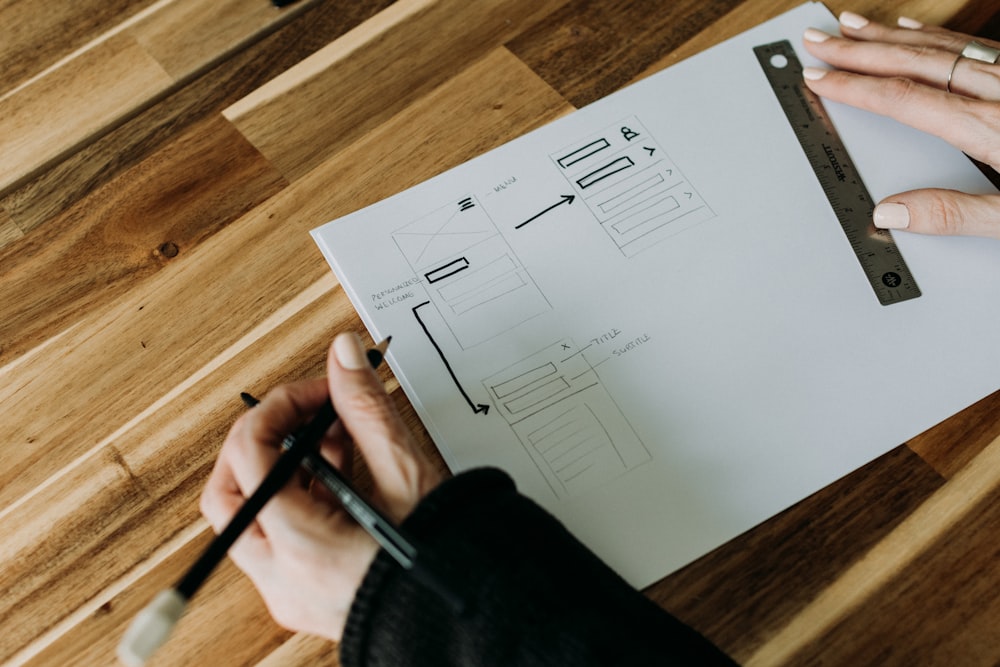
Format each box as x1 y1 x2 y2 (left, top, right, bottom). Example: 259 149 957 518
327 332 435 520
874 189 1000 239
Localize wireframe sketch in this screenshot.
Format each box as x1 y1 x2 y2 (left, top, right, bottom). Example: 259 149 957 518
483 339 650 498
550 116 715 256
393 197 551 348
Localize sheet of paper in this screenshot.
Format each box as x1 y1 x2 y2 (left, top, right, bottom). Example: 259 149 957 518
312 2 1000 588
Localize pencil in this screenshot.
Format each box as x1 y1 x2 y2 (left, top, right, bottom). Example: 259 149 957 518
239 393 465 615
118 338 394 666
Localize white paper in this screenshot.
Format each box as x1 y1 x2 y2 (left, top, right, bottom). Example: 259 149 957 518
312 2 1000 587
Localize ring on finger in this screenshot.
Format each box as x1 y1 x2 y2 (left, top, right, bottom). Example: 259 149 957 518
947 41 1000 93
962 40 1000 64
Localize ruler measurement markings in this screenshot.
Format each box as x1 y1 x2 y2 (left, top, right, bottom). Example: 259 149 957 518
754 40 920 305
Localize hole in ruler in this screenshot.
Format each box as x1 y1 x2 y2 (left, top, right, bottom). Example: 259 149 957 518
770 54 789 69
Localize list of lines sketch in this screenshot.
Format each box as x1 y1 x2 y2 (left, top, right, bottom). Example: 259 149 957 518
389 115 708 498
552 116 713 255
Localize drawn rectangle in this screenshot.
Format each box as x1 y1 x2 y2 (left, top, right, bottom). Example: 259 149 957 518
576 157 635 189
504 377 571 414
425 257 469 283
437 254 517 302
612 197 680 234
492 362 558 398
448 274 528 315
599 173 666 214
557 138 611 168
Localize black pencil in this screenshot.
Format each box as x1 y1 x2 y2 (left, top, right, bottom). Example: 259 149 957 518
118 338 395 666
239 392 464 615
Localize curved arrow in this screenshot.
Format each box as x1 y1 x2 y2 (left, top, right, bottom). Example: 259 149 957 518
412 301 490 414
515 194 575 229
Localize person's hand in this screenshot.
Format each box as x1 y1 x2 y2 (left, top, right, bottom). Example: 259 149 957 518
801 11 1000 238
199 332 442 640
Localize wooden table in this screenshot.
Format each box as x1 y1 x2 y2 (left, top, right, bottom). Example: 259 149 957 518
3 1 1000 665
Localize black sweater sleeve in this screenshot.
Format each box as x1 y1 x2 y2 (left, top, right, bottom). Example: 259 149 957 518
340 468 737 667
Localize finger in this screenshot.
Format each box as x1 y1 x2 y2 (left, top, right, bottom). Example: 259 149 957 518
201 413 261 531
836 11 997 53
327 332 440 521
802 68 1000 169
228 378 338 535
874 190 1000 239
804 28 1000 101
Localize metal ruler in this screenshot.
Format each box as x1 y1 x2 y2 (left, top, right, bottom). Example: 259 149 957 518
754 40 920 306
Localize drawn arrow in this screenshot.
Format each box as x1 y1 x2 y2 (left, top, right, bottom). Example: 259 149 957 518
412 301 490 415
515 194 575 229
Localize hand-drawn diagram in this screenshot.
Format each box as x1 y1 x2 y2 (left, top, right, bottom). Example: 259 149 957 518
483 339 650 498
393 197 551 348
412 300 491 415
550 116 715 256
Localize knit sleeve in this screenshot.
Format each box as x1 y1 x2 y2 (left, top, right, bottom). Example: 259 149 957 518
339 468 736 667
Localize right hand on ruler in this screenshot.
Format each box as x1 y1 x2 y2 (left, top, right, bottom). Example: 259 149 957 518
199 332 442 640
801 11 1000 239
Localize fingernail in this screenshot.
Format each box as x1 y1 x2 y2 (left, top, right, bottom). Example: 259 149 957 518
897 16 924 29
802 67 829 81
803 28 832 43
333 332 368 370
839 11 870 30
874 202 910 229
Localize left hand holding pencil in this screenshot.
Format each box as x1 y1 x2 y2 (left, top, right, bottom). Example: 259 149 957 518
199 332 442 640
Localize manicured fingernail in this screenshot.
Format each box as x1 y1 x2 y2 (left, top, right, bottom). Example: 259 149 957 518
840 11 870 30
897 16 924 29
802 67 829 81
333 332 368 370
874 203 910 229
804 28 832 43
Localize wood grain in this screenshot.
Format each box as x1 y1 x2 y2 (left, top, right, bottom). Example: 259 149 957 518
506 0 748 106
0 208 22 248
0 34 173 194
223 0 570 180
4 1 999 665
0 116 286 366
652 445 945 661
0 0 157 97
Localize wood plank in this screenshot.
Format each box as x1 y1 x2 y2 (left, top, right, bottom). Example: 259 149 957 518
908 389 1000 478
223 0 570 180
0 0 377 200
0 447 148 661
0 115 287 367
0 0 158 97
629 0 980 86
130 0 320 79
504 0 745 107
1 282 340 662
19 528 287 667
0 207 23 249
256 633 342 667
0 0 396 235
649 445 945 662
943 2 1000 35
746 434 1000 666
0 34 173 194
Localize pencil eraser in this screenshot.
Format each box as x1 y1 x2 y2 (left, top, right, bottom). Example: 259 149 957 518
116 589 187 667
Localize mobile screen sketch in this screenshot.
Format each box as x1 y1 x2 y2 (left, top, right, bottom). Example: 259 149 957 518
392 197 551 348
551 116 715 256
484 339 650 498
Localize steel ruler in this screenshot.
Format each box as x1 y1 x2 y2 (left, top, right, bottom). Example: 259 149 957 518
754 39 920 305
